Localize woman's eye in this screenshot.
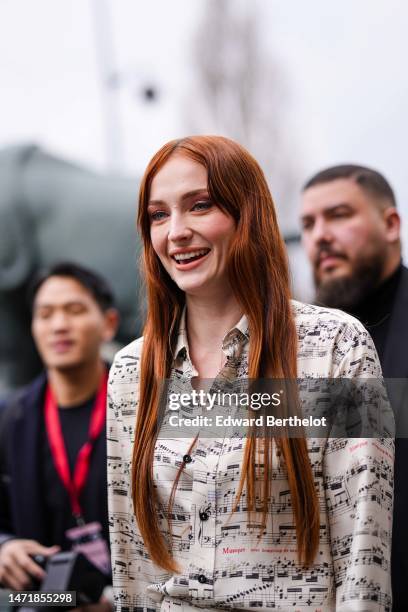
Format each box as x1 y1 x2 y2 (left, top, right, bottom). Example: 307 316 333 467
150 210 168 221
192 200 213 212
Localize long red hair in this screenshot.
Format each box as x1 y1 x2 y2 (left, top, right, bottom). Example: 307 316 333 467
133 135 319 570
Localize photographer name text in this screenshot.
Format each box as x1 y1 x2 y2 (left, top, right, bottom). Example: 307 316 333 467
167 414 327 428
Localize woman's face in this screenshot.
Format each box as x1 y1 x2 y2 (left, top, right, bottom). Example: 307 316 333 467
148 155 236 298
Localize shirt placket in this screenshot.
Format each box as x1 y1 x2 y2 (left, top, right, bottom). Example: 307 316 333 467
186 330 248 602
188 436 222 601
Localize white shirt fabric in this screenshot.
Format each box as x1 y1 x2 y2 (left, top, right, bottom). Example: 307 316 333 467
107 301 393 611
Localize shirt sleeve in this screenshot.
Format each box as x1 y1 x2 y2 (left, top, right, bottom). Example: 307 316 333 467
323 322 394 610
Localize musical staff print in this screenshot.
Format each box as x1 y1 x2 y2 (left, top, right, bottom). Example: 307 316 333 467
107 301 393 611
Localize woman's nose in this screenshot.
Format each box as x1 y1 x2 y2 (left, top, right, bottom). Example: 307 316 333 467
168 215 193 242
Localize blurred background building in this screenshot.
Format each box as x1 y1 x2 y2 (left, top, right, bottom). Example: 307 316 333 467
1 0 407 392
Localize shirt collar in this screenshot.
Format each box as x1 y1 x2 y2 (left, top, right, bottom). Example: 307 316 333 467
173 308 250 369
174 308 190 365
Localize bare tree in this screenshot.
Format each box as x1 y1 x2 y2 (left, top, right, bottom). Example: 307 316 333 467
185 0 302 230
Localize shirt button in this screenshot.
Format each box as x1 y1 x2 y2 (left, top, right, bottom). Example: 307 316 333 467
198 575 207 584
199 511 209 521
183 454 192 464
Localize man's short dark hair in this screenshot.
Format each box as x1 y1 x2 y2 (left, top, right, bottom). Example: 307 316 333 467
29 262 115 312
303 164 396 208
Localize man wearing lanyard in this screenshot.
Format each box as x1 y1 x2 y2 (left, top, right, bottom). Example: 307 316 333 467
0 262 119 610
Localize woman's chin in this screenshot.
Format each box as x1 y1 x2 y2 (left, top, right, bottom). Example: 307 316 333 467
169 270 207 293
176 280 209 296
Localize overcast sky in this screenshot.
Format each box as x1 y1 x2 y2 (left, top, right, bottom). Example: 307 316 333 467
1 0 408 259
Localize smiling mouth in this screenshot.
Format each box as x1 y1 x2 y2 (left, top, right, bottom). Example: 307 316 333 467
172 249 211 265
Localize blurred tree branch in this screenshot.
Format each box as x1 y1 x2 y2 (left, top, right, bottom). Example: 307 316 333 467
185 0 302 230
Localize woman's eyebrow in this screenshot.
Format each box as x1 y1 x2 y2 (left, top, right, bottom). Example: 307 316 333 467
148 188 209 206
180 188 208 201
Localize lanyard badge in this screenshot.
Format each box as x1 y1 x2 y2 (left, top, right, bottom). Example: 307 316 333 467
66 521 111 575
44 370 111 574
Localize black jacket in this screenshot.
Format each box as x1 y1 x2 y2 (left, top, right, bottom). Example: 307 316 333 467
385 266 408 610
0 373 109 548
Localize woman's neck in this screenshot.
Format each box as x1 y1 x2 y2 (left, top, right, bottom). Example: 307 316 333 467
47 359 105 407
186 294 243 356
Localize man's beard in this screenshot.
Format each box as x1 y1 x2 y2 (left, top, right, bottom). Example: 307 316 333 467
314 252 386 312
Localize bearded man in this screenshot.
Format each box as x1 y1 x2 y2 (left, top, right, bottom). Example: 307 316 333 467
300 164 408 611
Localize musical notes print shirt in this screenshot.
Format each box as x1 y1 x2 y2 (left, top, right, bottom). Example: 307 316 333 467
107 301 393 612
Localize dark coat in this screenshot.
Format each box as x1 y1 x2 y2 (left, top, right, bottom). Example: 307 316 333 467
379 266 408 611
0 373 109 548
382 266 408 379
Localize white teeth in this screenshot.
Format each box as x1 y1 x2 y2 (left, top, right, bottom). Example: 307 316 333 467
173 249 209 262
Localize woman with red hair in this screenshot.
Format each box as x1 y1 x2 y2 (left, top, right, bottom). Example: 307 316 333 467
107 136 393 611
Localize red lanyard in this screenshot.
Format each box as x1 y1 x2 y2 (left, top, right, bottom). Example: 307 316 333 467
44 370 108 522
